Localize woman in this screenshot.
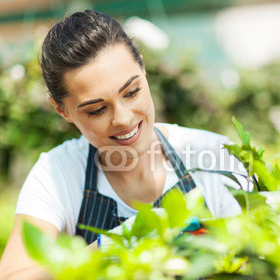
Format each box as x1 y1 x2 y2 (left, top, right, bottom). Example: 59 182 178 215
0 10 243 280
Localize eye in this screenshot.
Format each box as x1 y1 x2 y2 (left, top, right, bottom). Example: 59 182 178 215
86 105 107 117
123 87 141 99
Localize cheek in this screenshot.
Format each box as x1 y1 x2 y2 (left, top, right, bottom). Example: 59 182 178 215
145 96 155 123
136 89 155 116
75 116 110 141
146 95 155 116
79 127 111 149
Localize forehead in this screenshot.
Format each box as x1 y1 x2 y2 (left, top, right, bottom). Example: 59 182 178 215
63 44 142 98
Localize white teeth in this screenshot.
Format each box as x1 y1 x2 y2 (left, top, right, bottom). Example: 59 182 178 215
115 123 140 140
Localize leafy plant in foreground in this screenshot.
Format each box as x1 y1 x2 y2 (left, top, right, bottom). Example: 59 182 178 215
22 118 280 279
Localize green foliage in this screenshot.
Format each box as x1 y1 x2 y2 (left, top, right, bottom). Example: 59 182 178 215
131 204 162 239
0 188 19 258
232 116 251 148
0 45 79 179
162 189 189 230
144 47 224 133
144 48 280 148
224 117 280 191
22 189 280 280
21 119 280 279
23 222 92 278
228 62 280 145
1 42 280 181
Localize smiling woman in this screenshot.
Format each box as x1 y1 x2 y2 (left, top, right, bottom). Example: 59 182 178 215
0 10 245 280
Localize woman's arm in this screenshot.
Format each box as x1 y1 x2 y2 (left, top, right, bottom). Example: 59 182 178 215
3 267 52 280
0 214 59 280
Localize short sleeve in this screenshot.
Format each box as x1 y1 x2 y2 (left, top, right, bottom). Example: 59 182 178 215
15 136 88 235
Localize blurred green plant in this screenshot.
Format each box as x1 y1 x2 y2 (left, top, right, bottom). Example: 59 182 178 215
228 62 280 145
0 46 79 180
0 187 20 258
144 47 280 147
144 47 224 133
22 189 280 280
21 119 280 279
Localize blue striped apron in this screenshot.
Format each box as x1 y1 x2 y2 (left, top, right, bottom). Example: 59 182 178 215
75 126 197 244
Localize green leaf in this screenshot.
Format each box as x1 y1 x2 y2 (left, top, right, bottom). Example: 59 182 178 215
257 148 264 158
227 189 246 209
162 189 189 229
189 168 247 189
22 221 53 263
187 253 216 279
254 160 279 191
271 163 280 180
232 116 251 147
224 145 255 176
78 224 124 245
121 223 132 244
223 144 242 161
229 190 266 211
244 192 266 211
47 235 91 275
258 179 269 192
131 204 162 238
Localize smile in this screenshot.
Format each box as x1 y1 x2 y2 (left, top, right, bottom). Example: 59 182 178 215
112 123 140 140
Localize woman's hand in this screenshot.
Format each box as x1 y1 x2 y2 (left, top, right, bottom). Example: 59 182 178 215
87 240 98 251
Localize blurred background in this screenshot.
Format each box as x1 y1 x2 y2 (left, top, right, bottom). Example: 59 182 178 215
0 0 280 257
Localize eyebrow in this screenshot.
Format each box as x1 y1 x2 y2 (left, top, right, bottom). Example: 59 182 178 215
77 74 139 108
118 74 139 93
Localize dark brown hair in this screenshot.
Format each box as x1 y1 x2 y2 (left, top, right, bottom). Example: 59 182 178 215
41 10 143 106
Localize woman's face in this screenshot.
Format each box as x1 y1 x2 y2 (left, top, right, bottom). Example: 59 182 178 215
54 44 155 158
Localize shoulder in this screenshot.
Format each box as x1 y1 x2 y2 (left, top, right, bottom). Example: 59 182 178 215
44 134 89 158
21 134 89 203
30 134 89 196
154 122 238 173
38 135 89 171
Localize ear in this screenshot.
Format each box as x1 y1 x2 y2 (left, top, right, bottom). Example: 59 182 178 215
49 97 73 123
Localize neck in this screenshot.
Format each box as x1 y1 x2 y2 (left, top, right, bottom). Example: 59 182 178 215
99 130 165 182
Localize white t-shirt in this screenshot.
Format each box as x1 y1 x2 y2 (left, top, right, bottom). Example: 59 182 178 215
15 123 245 235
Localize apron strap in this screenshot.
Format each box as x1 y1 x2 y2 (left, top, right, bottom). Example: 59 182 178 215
154 126 196 193
84 144 98 191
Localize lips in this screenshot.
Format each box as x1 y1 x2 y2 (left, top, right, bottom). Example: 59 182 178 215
109 121 143 146
110 121 142 138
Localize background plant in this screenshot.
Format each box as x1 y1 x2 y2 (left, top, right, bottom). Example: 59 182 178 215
0 47 79 180
1 43 280 182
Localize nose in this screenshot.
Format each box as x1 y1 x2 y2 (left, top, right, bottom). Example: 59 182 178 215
111 102 134 127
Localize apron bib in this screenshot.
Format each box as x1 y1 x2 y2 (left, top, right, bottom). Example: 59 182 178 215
75 126 196 244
